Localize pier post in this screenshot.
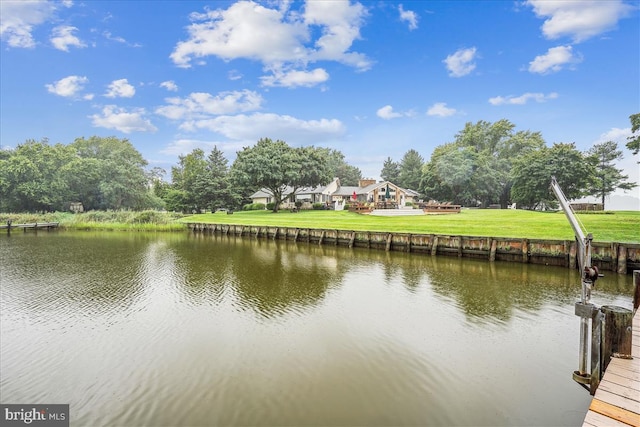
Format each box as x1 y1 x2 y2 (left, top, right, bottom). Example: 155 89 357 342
349 232 356 248
617 246 627 274
522 239 529 263
319 230 325 245
386 234 392 251
431 236 438 256
600 305 633 373
569 242 577 270
489 239 497 262
633 270 639 313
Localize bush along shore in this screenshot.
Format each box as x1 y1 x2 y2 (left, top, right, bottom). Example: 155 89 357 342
0 210 188 232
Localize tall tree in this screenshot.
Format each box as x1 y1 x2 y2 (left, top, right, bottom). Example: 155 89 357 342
70 136 149 209
380 157 400 183
627 113 640 159
422 119 545 207
198 146 235 211
397 149 424 191
511 143 594 210
325 149 362 186
587 141 637 209
171 148 208 212
0 139 74 212
230 138 331 212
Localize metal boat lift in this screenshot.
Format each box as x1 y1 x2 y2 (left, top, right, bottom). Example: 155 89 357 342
550 177 603 393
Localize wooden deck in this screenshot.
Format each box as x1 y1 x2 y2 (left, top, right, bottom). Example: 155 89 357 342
0 222 59 232
583 308 640 427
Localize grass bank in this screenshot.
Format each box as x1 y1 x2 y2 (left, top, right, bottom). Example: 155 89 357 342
183 209 640 244
0 210 187 232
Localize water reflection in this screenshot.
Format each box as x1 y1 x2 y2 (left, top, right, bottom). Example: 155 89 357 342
0 232 634 427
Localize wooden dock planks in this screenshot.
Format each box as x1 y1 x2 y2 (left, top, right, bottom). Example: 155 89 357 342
583 309 640 427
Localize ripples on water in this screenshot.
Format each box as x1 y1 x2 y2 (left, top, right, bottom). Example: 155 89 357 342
0 232 634 426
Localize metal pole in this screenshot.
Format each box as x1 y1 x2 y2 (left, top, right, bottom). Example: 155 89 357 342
550 177 596 384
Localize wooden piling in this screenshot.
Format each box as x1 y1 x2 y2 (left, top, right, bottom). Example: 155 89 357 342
349 231 356 248
569 242 577 270
617 246 627 274
319 230 325 245
489 239 497 262
600 305 633 373
633 270 639 313
385 233 392 251
431 236 438 256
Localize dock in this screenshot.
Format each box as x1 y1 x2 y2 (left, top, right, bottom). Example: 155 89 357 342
583 308 640 427
0 222 59 232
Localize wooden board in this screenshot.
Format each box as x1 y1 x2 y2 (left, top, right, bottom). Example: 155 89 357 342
583 310 640 427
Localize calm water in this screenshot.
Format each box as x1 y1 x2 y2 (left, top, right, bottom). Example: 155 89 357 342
0 231 634 426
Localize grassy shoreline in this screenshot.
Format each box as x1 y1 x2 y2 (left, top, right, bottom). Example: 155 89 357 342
0 210 188 232
1 209 638 243
183 209 640 244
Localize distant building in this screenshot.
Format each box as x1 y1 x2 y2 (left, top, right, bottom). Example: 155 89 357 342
249 178 420 209
570 202 603 211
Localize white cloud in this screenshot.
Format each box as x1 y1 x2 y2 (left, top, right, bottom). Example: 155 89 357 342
45 75 89 98
160 138 245 156
90 105 157 133
488 92 559 106
155 90 263 120
104 79 135 98
303 0 371 69
170 1 371 82
228 70 243 81
427 102 457 117
526 0 634 43
261 68 329 88
376 105 402 120
0 0 57 48
596 127 632 144
443 47 477 77
399 5 418 30
50 25 85 51
160 80 178 92
528 45 582 74
102 30 141 47
180 112 345 143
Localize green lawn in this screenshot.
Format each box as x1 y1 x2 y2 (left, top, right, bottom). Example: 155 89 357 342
183 209 640 244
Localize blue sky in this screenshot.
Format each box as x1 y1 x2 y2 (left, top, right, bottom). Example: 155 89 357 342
1 0 638 205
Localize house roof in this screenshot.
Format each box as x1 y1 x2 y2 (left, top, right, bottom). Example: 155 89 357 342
249 183 328 199
250 179 420 199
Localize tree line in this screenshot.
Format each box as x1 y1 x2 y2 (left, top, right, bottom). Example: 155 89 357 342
0 116 637 213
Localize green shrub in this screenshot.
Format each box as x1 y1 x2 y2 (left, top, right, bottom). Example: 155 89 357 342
134 210 165 224
312 203 324 210
242 203 266 211
266 202 276 210
405 202 413 207
295 201 303 208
